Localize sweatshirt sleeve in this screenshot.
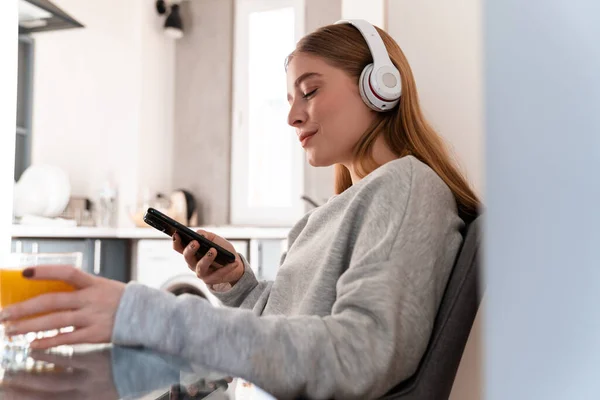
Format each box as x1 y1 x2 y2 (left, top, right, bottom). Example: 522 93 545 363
208 255 272 310
112 160 464 399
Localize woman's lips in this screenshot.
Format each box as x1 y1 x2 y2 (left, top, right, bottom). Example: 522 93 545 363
299 130 317 147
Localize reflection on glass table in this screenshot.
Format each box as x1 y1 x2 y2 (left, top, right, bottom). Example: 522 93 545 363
0 344 230 400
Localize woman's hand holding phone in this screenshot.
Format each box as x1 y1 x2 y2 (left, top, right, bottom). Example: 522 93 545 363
172 230 244 291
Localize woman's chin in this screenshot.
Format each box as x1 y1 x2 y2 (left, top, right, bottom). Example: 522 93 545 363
306 151 333 167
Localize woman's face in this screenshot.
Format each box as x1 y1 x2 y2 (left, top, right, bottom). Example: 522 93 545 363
286 53 376 167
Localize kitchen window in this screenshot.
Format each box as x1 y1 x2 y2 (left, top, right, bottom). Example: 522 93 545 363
230 0 306 226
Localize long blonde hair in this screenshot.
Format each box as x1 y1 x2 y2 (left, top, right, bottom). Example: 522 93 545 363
287 24 480 222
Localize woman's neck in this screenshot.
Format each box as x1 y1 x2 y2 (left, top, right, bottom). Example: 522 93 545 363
346 136 398 184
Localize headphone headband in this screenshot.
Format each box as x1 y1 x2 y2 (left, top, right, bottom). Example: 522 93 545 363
335 19 393 72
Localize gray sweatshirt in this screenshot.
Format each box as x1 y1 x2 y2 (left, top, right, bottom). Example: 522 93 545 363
112 156 464 399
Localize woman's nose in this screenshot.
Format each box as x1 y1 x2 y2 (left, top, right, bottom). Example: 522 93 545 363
287 103 307 127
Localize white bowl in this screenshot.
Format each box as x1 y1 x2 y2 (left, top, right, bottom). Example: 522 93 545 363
14 165 71 218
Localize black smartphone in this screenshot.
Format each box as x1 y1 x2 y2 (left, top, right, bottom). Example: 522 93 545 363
143 207 236 266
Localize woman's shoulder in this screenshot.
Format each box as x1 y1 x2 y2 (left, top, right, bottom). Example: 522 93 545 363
358 157 461 238
359 156 453 203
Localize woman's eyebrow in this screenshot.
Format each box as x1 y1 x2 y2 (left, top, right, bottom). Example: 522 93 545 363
294 72 323 87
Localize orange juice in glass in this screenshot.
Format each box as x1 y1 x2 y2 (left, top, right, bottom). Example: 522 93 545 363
0 252 82 359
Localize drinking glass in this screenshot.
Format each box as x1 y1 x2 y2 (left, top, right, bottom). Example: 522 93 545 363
0 252 82 366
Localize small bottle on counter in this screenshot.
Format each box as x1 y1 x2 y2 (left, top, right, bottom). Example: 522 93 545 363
97 180 118 228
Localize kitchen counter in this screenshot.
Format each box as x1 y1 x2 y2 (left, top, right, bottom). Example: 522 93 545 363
10 224 290 284
11 224 291 240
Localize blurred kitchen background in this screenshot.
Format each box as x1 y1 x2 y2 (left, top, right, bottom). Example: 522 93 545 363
10 0 482 309
8 0 483 397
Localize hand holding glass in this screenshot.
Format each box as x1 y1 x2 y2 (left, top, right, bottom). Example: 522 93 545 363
0 252 82 360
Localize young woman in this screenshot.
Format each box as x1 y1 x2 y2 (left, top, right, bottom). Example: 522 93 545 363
2 20 479 399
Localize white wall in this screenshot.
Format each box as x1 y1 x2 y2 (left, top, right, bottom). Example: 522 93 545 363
31 0 174 227
0 0 18 255
137 1 175 203
386 0 484 195
173 0 235 225
341 0 386 28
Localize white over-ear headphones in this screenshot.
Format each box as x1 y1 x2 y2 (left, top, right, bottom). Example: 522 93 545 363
335 19 402 112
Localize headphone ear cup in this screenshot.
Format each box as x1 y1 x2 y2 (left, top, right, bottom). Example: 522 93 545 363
359 64 382 112
358 63 399 112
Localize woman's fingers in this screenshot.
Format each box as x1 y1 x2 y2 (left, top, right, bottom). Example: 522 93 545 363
21 265 95 289
182 240 201 267
202 262 240 286
175 230 237 283
172 233 185 254
29 327 94 350
5 310 83 337
1 292 81 323
196 229 216 242
194 248 219 278
174 230 212 255
0 270 123 352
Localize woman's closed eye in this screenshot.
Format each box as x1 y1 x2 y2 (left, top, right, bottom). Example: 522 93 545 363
302 88 318 99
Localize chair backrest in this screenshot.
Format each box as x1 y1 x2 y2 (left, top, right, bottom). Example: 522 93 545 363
382 216 483 399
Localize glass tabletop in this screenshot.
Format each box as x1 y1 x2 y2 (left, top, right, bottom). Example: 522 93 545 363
0 344 234 399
